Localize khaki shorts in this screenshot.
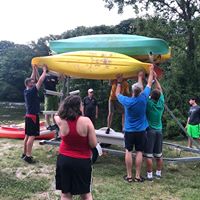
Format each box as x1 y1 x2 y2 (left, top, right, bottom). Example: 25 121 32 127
108 100 124 114
44 95 59 111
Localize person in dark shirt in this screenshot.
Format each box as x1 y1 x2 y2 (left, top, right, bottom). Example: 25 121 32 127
22 64 47 164
83 88 98 126
43 74 59 129
186 97 200 147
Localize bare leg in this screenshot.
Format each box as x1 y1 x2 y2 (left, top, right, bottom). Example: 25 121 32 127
61 193 72 200
156 157 163 171
135 151 143 179
23 135 29 155
45 114 51 127
125 150 133 178
121 113 124 131
80 193 93 200
146 158 153 173
187 138 192 148
26 136 35 157
107 112 113 128
52 114 56 124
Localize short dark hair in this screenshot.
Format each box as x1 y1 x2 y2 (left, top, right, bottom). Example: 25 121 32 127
150 89 161 101
24 78 34 86
58 95 82 120
190 96 199 103
133 87 142 97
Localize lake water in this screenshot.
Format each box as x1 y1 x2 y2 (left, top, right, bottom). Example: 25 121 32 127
0 102 25 124
0 102 45 125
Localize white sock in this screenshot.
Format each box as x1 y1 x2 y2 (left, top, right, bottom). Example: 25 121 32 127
147 172 153 178
156 170 161 176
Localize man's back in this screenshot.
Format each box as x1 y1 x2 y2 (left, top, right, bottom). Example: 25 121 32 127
146 93 164 130
44 75 58 91
118 86 150 132
24 86 40 114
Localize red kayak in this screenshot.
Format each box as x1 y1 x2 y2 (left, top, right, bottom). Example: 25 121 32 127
0 122 55 140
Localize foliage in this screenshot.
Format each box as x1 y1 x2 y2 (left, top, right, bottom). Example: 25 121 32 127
102 0 200 137
0 9 200 137
0 42 36 101
61 25 116 39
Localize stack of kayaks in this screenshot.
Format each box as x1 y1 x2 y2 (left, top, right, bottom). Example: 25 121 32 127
0 122 55 140
32 34 171 80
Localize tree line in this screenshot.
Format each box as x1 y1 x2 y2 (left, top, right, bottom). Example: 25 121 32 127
0 0 199 137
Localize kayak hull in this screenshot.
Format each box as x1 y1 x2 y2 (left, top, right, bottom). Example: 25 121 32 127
32 51 151 80
49 34 170 62
0 123 55 140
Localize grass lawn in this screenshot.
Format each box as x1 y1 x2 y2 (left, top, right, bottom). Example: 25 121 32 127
0 104 200 199
0 138 200 200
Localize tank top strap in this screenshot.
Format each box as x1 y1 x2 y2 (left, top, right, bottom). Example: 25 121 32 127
66 116 80 134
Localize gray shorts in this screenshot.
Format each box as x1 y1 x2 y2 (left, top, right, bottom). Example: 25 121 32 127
108 100 124 114
144 128 163 158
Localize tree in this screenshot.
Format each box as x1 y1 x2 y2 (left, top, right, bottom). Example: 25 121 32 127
61 25 116 39
103 0 200 62
0 43 35 101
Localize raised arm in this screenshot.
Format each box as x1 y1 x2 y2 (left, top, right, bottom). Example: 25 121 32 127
96 105 98 119
36 65 47 90
115 74 123 97
30 65 37 80
137 71 144 90
35 67 40 81
147 64 154 88
154 78 162 92
153 71 162 92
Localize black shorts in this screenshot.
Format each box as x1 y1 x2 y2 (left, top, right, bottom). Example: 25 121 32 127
56 154 92 195
144 128 163 158
25 114 40 136
124 131 146 152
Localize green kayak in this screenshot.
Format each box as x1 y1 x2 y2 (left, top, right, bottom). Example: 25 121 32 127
49 34 169 56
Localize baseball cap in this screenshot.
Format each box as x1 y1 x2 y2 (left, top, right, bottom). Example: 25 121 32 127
88 88 94 93
132 82 143 91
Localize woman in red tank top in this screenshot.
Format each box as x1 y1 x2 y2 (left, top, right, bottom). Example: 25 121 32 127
54 95 97 200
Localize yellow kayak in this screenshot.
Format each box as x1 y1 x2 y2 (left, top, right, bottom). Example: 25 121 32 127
32 51 151 80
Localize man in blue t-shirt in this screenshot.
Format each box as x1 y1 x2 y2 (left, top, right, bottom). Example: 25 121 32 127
22 64 47 164
116 65 154 183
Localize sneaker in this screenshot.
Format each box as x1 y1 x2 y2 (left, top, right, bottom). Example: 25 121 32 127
105 128 110 134
51 124 59 131
47 124 59 131
23 156 36 164
155 174 162 179
21 153 26 159
47 125 52 130
145 177 154 181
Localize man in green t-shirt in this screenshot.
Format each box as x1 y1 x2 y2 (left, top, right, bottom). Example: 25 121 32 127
144 75 164 180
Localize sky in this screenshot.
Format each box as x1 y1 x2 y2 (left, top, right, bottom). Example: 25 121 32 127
0 0 137 44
